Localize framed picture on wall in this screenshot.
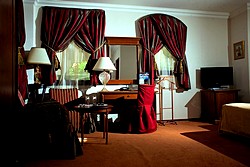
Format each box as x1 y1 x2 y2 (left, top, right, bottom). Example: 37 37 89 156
234 41 245 60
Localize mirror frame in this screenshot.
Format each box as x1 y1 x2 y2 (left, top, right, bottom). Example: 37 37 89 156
105 36 141 85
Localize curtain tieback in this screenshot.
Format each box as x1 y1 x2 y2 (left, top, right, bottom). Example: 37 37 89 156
143 46 155 56
42 43 61 70
94 41 106 53
43 43 56 53
18 47 24 65
178 59 183 74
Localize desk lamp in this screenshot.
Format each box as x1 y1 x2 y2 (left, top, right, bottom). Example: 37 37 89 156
93 57 116 91
27 47 51 101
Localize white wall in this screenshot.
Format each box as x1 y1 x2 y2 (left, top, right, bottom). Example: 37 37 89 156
229 8 250 102
23 0 231 120
23 1 35 49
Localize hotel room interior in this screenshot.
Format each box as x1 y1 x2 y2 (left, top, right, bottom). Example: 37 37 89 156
1 0 250 166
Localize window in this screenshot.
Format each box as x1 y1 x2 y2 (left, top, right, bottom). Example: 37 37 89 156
56 41 91 85
154 46 175 76
155 47 176 90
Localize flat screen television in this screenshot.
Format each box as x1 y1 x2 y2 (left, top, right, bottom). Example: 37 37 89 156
200 67 234 89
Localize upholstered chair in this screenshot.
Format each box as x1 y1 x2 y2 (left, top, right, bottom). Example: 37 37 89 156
49 88 81 132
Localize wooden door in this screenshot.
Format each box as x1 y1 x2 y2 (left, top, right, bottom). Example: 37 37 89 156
0 0 17 113
0 0 17 165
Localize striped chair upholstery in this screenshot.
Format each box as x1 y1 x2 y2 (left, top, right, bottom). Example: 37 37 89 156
49 88 81 132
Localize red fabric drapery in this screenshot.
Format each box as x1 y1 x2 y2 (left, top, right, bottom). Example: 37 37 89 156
137 14 191 92
40 6 105 85
136 16 163 86
17 0 28 100
74 10 106 86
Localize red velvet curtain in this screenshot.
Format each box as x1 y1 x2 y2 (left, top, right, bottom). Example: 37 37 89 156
137 14 191 91
136 16 163 85
17 0 28 100
74 9 106 86
41 6 89 85
41 7 105 85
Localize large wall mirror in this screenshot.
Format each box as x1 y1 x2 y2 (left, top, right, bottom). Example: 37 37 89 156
105 36 141 84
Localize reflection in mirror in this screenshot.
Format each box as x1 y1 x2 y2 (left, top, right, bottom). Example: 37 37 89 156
109 45 137 80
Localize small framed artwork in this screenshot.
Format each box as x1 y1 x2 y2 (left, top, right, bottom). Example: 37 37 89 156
234 41 245 60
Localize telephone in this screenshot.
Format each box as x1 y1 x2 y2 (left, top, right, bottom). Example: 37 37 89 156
117 87 129 91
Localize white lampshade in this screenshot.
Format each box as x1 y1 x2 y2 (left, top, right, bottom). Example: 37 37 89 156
92 57 116 91
27 47 51 85
92 57 116 71
27 47 51 65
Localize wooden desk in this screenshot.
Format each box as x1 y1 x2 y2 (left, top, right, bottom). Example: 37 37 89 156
100 90 138 114
99 91 138 132
100 90 138 101
73 104 113 145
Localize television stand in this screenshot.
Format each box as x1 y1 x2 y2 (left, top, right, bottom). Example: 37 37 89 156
209 87 227 90
200 88 240 123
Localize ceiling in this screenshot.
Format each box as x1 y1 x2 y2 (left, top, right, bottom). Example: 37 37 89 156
61 0 250 13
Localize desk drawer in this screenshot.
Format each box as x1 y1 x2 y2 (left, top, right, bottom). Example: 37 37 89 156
103 94 137 100
123 94 137 99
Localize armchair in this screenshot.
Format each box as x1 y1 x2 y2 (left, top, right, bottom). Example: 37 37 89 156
49 88 81 132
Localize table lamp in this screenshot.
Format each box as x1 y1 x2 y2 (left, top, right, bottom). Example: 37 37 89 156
27 47 51 101
93 57 116 91
27 47 51 83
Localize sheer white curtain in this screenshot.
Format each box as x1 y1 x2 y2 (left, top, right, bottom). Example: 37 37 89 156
155 47 175 76
56 41 91 86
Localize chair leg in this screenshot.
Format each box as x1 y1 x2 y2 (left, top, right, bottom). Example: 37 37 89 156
103 113 106 139
105 112 108 144
80 114 84 146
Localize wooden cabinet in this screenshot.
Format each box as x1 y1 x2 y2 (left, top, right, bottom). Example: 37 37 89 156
200 89 240 123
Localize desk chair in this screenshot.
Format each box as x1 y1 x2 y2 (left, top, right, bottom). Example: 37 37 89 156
136 84 157 133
